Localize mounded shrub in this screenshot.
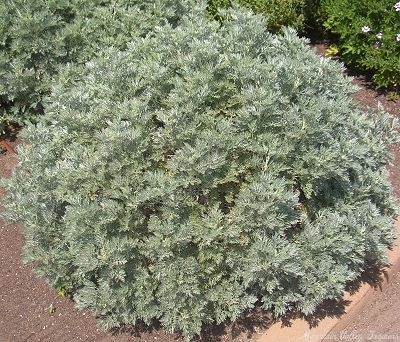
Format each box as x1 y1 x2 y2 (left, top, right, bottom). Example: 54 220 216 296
2 4 398 340
206 0 306 33
0 0 191 132
320 0 400 89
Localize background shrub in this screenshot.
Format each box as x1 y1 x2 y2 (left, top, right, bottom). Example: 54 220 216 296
302 0 323 39
206 0 306 33
2 4 398 340
0 0 191 132
320 0 400 89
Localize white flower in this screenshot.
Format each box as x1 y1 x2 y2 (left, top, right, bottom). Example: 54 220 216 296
361 26 371 33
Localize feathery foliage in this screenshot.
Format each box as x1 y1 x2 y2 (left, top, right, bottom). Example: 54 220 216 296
2 4 398 340
0 0 192 132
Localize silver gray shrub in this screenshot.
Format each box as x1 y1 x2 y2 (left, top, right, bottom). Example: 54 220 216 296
2 3 398 340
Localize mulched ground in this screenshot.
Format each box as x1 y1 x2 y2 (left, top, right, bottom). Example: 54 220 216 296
1 42 400 342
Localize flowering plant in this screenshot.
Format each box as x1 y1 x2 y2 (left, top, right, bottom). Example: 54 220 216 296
321 0 400 89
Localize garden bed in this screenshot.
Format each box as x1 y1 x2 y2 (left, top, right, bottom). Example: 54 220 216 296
1 44 400 342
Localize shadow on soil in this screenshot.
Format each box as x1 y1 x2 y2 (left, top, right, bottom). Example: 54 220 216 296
109 260 389 341
0 123 20 155
346 261 390 293
109 309 276 342
278 260 389 331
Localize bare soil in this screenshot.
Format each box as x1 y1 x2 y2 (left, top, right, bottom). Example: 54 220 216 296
1 43 400 342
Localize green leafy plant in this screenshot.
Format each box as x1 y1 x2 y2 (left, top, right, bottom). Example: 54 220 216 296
388 91 399 102
320 0 400 88
324 44 339 57
0 0 192 128
2 4 398 341
46 304 56 314
206 0 306 32
57 288 67 297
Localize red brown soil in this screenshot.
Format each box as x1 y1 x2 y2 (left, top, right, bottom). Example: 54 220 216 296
323 272 400 342
1 45 400 341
